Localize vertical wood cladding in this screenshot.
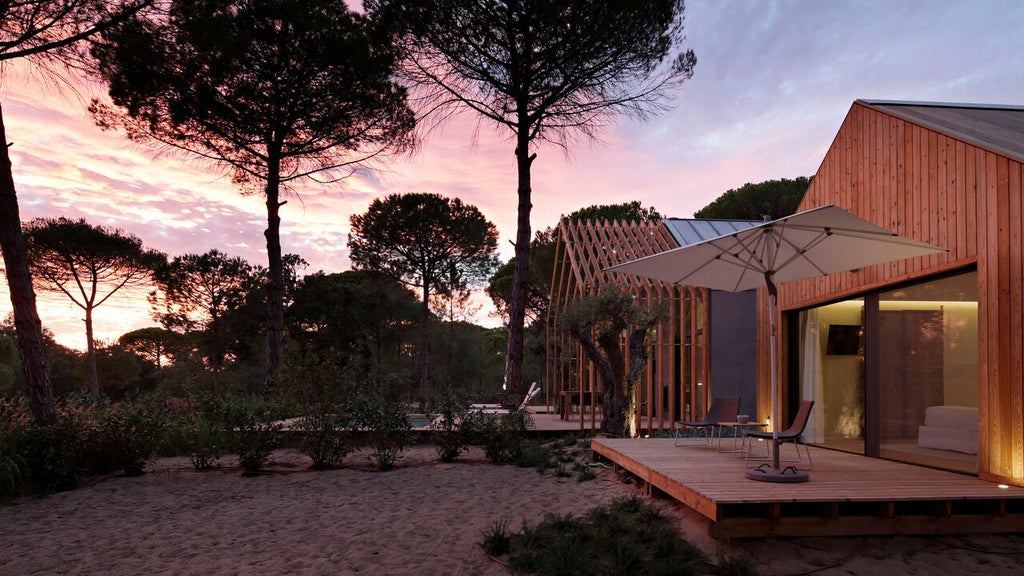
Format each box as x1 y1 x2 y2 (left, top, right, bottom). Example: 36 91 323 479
773 101 1024 484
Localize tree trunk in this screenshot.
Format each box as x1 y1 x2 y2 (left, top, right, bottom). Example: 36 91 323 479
210 323 222 391
0 104 55 425
84 306 100 397
600 338 629 436
263 151 284 389
503 121 534 402
602 386 627 437
419 282 430 398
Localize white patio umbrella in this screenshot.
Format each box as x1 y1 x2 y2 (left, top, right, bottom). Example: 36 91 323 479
607 205 946 483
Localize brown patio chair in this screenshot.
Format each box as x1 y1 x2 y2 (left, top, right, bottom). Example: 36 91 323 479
674 396 740 447
744 400 815 468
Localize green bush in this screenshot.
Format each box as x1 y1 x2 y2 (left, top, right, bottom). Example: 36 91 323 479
0 428 25 496
164 403 226 471
480 519 512 557
515 439 556 472
355 394 413 471
426 387 470 462
484 496 756 576
20 416 86 493
222 395 283 475
478 407 533 464
457 408 492 446
276 349 360 469
296 410 354 469
93 402 166 477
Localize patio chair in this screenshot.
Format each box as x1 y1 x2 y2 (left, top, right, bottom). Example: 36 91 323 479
744 400 815 468
674 396 740 447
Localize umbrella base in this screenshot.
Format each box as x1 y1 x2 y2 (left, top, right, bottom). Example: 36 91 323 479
745 464 810 483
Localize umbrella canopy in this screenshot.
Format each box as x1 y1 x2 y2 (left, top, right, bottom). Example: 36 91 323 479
608 204 947 482
608 205 945 294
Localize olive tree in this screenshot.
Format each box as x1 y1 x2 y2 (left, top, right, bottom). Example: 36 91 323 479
563 288 665 438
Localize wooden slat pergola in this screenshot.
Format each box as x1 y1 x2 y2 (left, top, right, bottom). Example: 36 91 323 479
545 219 711 433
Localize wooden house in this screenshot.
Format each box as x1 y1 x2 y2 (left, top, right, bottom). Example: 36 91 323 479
548 99 1024 486
769 100 1024 485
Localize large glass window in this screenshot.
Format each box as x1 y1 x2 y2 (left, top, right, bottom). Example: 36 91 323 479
795 270 978 473
877 271 978 473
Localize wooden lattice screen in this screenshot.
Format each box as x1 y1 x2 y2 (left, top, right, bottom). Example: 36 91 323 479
545 219 711 434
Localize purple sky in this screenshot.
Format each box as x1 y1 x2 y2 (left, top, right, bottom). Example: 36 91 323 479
3 0 1024 350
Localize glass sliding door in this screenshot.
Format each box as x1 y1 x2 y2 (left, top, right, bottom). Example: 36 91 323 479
877 271 978 473
793 270 978 473
797 299 865 454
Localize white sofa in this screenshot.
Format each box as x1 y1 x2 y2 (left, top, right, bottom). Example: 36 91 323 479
917 405 978 454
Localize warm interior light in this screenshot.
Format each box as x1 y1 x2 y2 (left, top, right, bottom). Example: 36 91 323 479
998 484 1010 489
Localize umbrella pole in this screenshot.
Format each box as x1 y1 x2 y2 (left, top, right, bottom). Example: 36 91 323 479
745 272 810 483
770 283 781 472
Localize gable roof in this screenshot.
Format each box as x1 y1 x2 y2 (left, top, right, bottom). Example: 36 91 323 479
860 99 1024 163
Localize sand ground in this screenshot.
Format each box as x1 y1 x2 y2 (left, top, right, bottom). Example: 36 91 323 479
2 445 1023 575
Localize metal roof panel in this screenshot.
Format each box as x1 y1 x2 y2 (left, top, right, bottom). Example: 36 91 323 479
860 100 1024 163
663 219 762 247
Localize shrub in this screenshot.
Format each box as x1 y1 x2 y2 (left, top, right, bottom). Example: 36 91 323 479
165 410 225 471
296 410 353 469
457 408 492 446
426 387 470 462
355 394 413 471
163 397 227 471
20 416 86 492
486 496 736 576
478 407 533 464
222 395 283 475
515 439 555 472
480 519 512 557
94 402 166 477
276 349 360 469
0 428 25 496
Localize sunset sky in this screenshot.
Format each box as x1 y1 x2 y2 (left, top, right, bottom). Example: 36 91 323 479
3 0 1024 350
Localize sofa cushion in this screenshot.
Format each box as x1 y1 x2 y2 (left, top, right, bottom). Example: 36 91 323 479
918 425 978 454
924 405 977 429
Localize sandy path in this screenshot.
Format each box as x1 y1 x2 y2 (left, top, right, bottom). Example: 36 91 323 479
3 445 1023 575
1 446 629 576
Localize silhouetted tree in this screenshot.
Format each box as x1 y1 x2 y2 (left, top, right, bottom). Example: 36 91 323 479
149 250 254 385
349 193 499 397
90 0 416 386
368 0 696 398
287 270 419 383
0 0 153 424
118 327 184 369
694 176 811 220
24 217 164 396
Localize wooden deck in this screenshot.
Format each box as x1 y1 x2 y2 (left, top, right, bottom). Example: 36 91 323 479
592 437 1024 539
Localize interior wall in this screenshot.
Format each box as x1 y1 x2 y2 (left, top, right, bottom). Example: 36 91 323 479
878 300 978 407
817 302 865 438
